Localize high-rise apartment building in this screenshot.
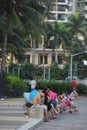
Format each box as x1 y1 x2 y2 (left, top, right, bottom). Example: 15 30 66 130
73 0 87 21
83 0 87 21
23 0 86 68
46 0 87 22
10 1 86 71
46 0 74 23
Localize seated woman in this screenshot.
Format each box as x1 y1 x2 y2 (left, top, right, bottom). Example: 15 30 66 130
45 86 59 114
43 90 57 119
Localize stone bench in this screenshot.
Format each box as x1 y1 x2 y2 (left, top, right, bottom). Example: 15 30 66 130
29 107 43 119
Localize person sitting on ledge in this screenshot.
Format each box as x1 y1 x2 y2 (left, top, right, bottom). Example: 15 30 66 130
24 89 52 122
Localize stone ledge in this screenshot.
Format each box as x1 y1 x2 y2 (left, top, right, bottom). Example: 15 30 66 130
29 107 44 119
16 118 43 130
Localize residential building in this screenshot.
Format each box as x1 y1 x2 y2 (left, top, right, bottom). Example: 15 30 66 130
73 0 87 21
9 1 86 69
23 0 86 68
46 0 87 22
46 0 72 23
23 38 70 69
83 0 87 21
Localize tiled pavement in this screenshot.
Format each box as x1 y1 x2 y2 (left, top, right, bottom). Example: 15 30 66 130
0 97 87 130
0 98 43 130
34 97 87 130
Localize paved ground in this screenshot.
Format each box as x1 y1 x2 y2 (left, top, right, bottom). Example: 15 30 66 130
0 98 42 130
0 97 87 130
34 97 87 130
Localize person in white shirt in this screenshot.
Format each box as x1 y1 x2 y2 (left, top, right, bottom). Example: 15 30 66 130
29 77 36 90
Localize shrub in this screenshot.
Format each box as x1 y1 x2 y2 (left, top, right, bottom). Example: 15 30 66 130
6 75 28 97
37 81 87 95
77 83 87 95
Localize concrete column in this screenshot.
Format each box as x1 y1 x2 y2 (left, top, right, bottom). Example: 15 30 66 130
48 53 52 64
35 53 38 65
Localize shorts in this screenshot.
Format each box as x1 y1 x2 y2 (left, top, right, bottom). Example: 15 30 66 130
35 104 47 111
47 103 52 111
51 100 57 107
26 102 33 107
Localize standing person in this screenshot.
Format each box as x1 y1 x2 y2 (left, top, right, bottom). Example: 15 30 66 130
72 79 78 99
72 78 77 91
29 77 36 90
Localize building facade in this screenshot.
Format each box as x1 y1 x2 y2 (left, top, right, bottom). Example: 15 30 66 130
46 0 73 23
71 0 87 21
46 0 87 22
23 0 86 68
83 0 87 21
24 39 69 68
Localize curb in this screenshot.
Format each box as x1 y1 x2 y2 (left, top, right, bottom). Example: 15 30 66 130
16 118 43 130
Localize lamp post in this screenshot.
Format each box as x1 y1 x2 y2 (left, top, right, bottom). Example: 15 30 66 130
41 35 45 80
70 50 87 81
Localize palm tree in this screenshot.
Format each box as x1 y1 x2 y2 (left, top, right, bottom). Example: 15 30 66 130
47 22 69 63
0 0 50 97
66 12 86 79
0 0 50 73
66 12 85 53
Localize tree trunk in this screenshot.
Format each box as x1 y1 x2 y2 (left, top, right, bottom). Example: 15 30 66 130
32 39 36 78
55 44 58 64
0 24 8 98
1 29 8 73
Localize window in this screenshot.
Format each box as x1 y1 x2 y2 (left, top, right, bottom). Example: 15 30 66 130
44 55 48 64
58 14 65 20
68 0 72 2
48 13 56 20
77 3 83 9
52 55 55 63
58 0 66 2
68 6 72 11
58 5 66 11
39 55 48 64
58 55 62 64
39 55 43 64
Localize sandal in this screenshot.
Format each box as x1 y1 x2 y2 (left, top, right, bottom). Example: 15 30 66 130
44 119 51 122
53 116 57 119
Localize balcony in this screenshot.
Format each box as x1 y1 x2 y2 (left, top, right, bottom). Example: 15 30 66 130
84 6 87 11
84 14 87 19
58 5 67 12
58 0 66 3
58 1 67 5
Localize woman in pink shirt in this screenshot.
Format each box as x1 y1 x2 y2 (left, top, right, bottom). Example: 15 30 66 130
45 86 59 114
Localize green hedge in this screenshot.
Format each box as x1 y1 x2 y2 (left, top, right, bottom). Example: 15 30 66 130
37 81 87 95
77 83 87 95
6 75 28 97
5 76 87 97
